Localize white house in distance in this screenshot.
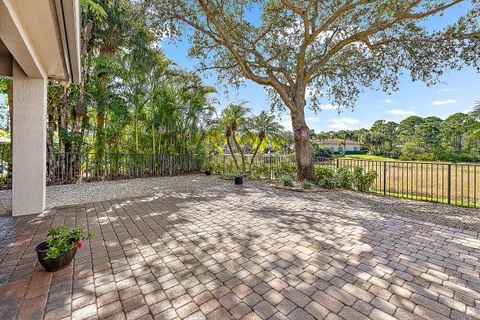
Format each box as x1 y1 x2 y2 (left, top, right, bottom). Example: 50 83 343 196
0 0 81 216
319 138 362 154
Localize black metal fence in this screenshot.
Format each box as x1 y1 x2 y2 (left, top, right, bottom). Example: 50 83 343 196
316 157 480 208
2 151 480 208
209 154 297 180
0 153 203 190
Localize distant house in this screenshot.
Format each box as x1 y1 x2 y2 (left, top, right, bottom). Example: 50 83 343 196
319 138 362 154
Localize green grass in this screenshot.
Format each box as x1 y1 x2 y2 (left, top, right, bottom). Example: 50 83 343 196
378 190 480 208
333 154 397 161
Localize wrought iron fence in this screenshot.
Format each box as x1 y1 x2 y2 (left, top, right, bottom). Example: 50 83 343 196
315 157 480 208
2 151 480 208
0 153 203 190
210 154 297 180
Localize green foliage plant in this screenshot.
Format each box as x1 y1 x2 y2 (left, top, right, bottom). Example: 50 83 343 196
274 162 297 178
204 160 215 172
252 163 271 179
281 175 294 187
353 167 377 192
336 167 354 189
314 166 336 189
302 180 312 190
45 226 95 260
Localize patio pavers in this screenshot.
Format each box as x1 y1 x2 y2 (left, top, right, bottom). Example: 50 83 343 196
0 183 479 320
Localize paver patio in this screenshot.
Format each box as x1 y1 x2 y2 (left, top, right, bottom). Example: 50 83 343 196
0 181 479 320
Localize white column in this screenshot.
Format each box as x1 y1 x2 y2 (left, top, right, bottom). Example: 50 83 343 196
12 61 47 216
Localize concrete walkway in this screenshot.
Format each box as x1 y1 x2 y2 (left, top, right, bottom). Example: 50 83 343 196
0 183 479 319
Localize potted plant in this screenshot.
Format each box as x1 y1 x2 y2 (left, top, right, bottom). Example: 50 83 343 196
35 225 95 272
204 160 214 175
234 171 244 185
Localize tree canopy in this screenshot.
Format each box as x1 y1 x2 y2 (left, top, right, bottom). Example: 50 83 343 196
147 0 480 180
311 107 480 163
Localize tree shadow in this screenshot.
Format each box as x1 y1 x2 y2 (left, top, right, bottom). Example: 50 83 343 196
0 183 479 319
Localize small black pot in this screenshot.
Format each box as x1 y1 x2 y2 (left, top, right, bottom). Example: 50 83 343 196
35 241 78 272
205 170 212 175
234 176 243 185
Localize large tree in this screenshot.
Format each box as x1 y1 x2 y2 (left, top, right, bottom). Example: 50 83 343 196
147 0 479 180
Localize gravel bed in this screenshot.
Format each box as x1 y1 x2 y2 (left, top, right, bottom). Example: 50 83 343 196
0 175 229 215
1 175 479 231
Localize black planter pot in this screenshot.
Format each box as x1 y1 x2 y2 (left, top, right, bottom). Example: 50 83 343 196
205 170 212 175
234 176 243 185
35 241 78 272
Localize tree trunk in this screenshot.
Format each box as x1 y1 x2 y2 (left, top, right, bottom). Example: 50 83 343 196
249 136 263 172
231 130 245 173
226 133 240 172
290 104 315 181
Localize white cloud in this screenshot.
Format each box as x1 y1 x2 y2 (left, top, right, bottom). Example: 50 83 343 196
382 99 395 104
388 109 416 116
328 117 360 130
432 99 458 106
319 104 336 111
437 88 460 93
307 116 320 123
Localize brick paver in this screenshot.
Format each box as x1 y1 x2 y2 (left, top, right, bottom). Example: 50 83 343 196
0 183 479 319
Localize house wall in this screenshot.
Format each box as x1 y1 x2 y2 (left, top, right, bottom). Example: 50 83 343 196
324 144 361 153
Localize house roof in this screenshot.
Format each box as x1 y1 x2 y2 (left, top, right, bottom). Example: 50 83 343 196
0 0 81 83
319 138 362 146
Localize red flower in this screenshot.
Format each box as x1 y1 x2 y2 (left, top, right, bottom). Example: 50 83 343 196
75 242 82 248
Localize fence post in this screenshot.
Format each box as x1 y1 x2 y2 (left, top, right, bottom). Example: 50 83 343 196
270 156 273 180
85 153 89 181
223 154 226 176
447 164 451 205
336 158 339 169
383 161 387 195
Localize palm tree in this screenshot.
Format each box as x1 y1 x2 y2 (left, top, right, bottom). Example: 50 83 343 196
215 103 251 173
247 111 285 171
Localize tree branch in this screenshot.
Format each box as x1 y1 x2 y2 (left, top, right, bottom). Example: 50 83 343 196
305 0 465 81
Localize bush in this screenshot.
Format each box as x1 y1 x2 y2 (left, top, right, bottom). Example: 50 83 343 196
432 151 479 163
274 162 296 177
336 167 354 189
301 180 312 190
389 148 401 159
314 166 336 189
353 166 377 192
415 153 435 161
281 175 294 187
204 160 215 172
400 141 422 160
311 144 333 158
251 163 271 179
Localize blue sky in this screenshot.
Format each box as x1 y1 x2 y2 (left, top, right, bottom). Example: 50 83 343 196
161 3 480 133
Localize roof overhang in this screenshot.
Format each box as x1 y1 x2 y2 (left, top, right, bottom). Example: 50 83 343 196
0 0 81 84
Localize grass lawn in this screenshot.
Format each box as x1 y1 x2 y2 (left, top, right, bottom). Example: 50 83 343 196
333 154 397 161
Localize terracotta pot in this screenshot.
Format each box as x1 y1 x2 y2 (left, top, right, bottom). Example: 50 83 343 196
35 241 77 272
234 176 243 185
